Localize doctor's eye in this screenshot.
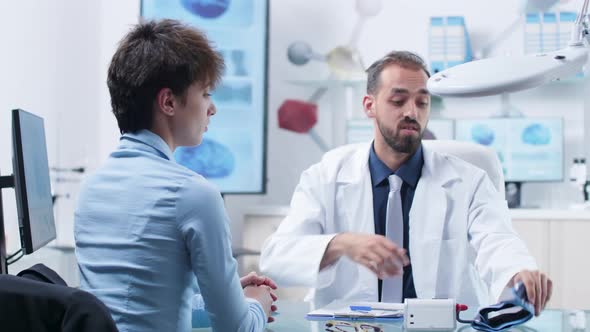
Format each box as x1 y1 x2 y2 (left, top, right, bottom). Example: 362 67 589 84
390 99 405 107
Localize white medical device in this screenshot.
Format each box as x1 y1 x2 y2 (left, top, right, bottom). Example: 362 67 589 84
404 299 457 331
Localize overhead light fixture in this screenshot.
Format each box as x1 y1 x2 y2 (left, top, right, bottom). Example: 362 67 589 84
428 0 589 97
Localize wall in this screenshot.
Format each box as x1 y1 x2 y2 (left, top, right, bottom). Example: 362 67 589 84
0 0 102 255
0 0 137 279
1 0 588 279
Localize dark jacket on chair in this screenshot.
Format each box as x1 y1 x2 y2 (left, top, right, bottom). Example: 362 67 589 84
0 264 118 332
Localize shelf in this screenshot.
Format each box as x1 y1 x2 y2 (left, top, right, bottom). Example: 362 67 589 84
510 208 590 220
285 78 367 88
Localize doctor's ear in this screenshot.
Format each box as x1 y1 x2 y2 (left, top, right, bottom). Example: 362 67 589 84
363 95 376 118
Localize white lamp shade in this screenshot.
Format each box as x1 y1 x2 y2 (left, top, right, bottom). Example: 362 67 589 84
427 46 588 97
525 0 560 12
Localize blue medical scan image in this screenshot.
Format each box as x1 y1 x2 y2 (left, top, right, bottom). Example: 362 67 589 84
212 80 252 106
470 124 495 146
522 123 551 145
174 138 236 178
181 0 231 19
219 49 249 77
175 0 253 27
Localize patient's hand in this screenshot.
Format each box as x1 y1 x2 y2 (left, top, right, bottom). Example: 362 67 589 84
244 284 278 323
240 271 278 290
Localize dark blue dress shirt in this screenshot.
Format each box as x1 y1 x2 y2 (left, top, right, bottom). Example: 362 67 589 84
368 142 423 301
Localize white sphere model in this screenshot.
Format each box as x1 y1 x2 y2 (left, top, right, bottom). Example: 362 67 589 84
287 41 313 65
355 0 383 17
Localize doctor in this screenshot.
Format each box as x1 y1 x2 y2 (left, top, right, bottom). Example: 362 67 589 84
260 51 552 315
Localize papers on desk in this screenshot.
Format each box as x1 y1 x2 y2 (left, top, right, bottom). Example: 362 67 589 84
306 301 404 320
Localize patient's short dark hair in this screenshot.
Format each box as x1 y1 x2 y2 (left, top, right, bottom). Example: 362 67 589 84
107 19 224 134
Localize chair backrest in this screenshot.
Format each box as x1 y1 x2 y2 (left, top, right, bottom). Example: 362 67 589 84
0 264 119 332
423 140 506 198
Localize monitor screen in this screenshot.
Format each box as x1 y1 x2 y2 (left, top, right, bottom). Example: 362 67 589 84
12 109 56 254
345 118 455 144
455 117 564 182
141 0 269 194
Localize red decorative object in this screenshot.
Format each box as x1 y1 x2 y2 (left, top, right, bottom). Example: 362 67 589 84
277 99 318 133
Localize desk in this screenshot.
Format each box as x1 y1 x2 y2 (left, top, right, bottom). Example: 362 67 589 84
193 300 587 331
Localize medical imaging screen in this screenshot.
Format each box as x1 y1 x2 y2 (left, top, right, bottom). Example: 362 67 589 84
455 118 564 182
142 0 268 193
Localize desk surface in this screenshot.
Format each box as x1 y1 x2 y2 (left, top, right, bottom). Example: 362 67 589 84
193 300 588 331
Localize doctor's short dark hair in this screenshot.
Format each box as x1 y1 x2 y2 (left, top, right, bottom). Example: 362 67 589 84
107 19 224 134
365 51 430 95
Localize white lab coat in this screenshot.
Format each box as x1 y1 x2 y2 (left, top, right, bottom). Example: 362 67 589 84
260 142 537 309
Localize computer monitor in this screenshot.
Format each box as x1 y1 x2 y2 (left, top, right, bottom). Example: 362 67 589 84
0 109 56 274
455 117 564 182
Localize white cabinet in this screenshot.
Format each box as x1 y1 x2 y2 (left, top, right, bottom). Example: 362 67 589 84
511 219 550 274
240 206 309 301
547 220 590 310
510 210 590 310
240 213 283 275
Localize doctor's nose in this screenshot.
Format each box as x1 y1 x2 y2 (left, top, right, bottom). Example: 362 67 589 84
402 104 418 120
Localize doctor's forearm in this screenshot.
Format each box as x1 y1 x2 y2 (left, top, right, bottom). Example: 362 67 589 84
319 233 349 270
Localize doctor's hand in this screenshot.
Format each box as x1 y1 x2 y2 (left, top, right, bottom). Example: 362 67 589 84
321 233 409 278
510 270 553 316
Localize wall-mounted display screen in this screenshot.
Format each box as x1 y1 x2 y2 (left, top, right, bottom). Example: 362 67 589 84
455 118 564 182
142 0 269 194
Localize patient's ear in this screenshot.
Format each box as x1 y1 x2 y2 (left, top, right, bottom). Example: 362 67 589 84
363 95 376 118
155 88 176 117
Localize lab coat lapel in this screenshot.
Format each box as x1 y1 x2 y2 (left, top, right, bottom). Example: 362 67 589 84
409 145 460 299
337 144 379 300
337 143 375 235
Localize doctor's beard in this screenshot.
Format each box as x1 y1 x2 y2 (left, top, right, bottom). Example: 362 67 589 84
378 117 422 154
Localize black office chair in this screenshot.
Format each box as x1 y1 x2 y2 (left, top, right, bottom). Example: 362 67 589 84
0 264 118 332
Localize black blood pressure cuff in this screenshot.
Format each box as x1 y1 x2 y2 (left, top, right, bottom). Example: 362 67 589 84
471 282 534 331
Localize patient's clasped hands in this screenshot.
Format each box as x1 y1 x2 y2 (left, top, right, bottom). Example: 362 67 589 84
241 272 279 323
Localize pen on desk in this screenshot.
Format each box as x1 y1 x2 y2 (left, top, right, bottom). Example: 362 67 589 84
349 305 401 312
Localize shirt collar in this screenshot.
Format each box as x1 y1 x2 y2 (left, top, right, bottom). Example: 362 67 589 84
368 141 424 188
121 129 175 161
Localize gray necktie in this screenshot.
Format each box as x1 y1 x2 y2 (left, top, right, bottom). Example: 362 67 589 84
381 174 404 303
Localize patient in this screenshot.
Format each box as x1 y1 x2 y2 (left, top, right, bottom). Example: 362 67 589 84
74 19 276 332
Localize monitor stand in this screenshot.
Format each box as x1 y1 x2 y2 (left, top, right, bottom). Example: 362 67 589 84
0 171 15 274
